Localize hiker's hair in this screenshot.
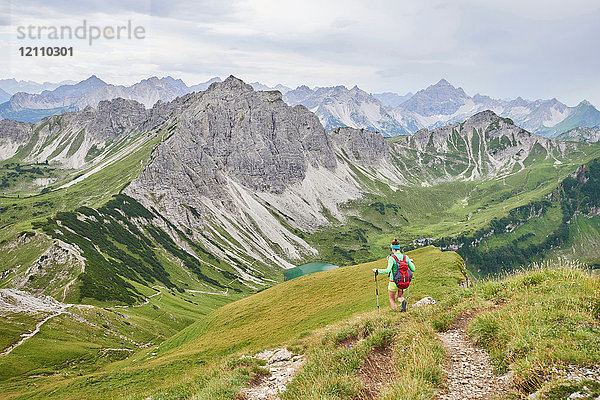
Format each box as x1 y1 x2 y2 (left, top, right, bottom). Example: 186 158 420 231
391 238 400 246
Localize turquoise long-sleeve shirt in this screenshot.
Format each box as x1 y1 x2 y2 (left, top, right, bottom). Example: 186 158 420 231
376 252 415 281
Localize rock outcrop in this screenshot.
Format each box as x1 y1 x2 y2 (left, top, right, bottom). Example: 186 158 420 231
125 76 355 266
0 119 33 159
330 126 389 166
391 110 578 183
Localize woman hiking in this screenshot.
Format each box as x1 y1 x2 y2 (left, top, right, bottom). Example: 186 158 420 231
372 238 415 312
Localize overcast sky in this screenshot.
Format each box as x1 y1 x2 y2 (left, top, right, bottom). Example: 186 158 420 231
1 0 599 106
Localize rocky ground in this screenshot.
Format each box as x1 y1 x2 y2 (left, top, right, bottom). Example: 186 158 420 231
437 328 512 399
436 311 511 400
240 348 305 400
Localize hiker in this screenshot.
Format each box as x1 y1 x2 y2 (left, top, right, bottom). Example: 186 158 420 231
372 238 415 311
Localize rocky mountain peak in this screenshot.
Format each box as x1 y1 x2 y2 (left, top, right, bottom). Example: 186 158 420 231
399 78 470 116
209 75 254 94
84 75 105 84
467 109 501 124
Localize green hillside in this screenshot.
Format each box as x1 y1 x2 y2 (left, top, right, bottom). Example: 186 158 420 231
438 157 600 275
0 246 466 399
3 249 598 400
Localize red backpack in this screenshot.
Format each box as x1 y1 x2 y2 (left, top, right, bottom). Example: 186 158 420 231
390 254 412 289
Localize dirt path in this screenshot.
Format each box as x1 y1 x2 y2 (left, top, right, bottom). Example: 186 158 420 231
357 345 395 399
0 311 66 357
437 314 511 400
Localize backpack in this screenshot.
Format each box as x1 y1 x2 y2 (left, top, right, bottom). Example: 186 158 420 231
390 254 413 289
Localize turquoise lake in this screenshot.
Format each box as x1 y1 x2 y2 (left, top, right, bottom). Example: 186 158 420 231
284 262 339 281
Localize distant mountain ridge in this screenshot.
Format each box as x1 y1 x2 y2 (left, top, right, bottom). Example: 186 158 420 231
1 75 599 139
556 126 600 143
282 79 600 138
373 91 413 108
283 85 409 136
0 78 77 95
0 76 223 123
250 81 292 94
8 75 108 110
0 88 10 104
389 79 600 138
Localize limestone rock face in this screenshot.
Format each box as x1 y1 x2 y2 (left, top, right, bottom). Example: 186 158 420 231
125 76 351 265
86 98 149 141
127 75 338 210
0 119 33 159
330 126 389 166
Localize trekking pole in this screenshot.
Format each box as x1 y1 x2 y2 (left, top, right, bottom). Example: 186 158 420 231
374 271 380 313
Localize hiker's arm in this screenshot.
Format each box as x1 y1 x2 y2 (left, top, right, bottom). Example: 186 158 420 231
372 256 394 275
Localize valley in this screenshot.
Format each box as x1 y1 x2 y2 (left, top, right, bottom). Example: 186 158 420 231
0 76 599 399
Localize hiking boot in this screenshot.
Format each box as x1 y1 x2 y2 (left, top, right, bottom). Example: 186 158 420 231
400 300 407 312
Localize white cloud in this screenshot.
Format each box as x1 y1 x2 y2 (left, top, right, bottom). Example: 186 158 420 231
0 0 598 106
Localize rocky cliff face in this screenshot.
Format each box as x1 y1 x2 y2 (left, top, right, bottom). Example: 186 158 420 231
129 76 336 196
330 127 389 167
391 110 578 183
0 97 149 168
125 76 365 266
0 119 33 159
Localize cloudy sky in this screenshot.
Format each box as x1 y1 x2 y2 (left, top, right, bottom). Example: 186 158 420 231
1 0 599 106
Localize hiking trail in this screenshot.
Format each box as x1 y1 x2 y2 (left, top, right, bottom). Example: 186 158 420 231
356 343 395 399
436 312 511 400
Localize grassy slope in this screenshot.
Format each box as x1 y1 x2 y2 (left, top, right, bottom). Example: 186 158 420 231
278 261 600 400
0 285 241 383
159 246 465 358
12 251 595 400
554 215 600 266
0 131 161 242
0 246 465 399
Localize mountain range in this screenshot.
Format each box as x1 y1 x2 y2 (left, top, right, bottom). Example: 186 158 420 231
0 78 77 95
0 76 223 123
283 85 409 136
288 78 600 139
1 76 598 302
2 76 600 140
